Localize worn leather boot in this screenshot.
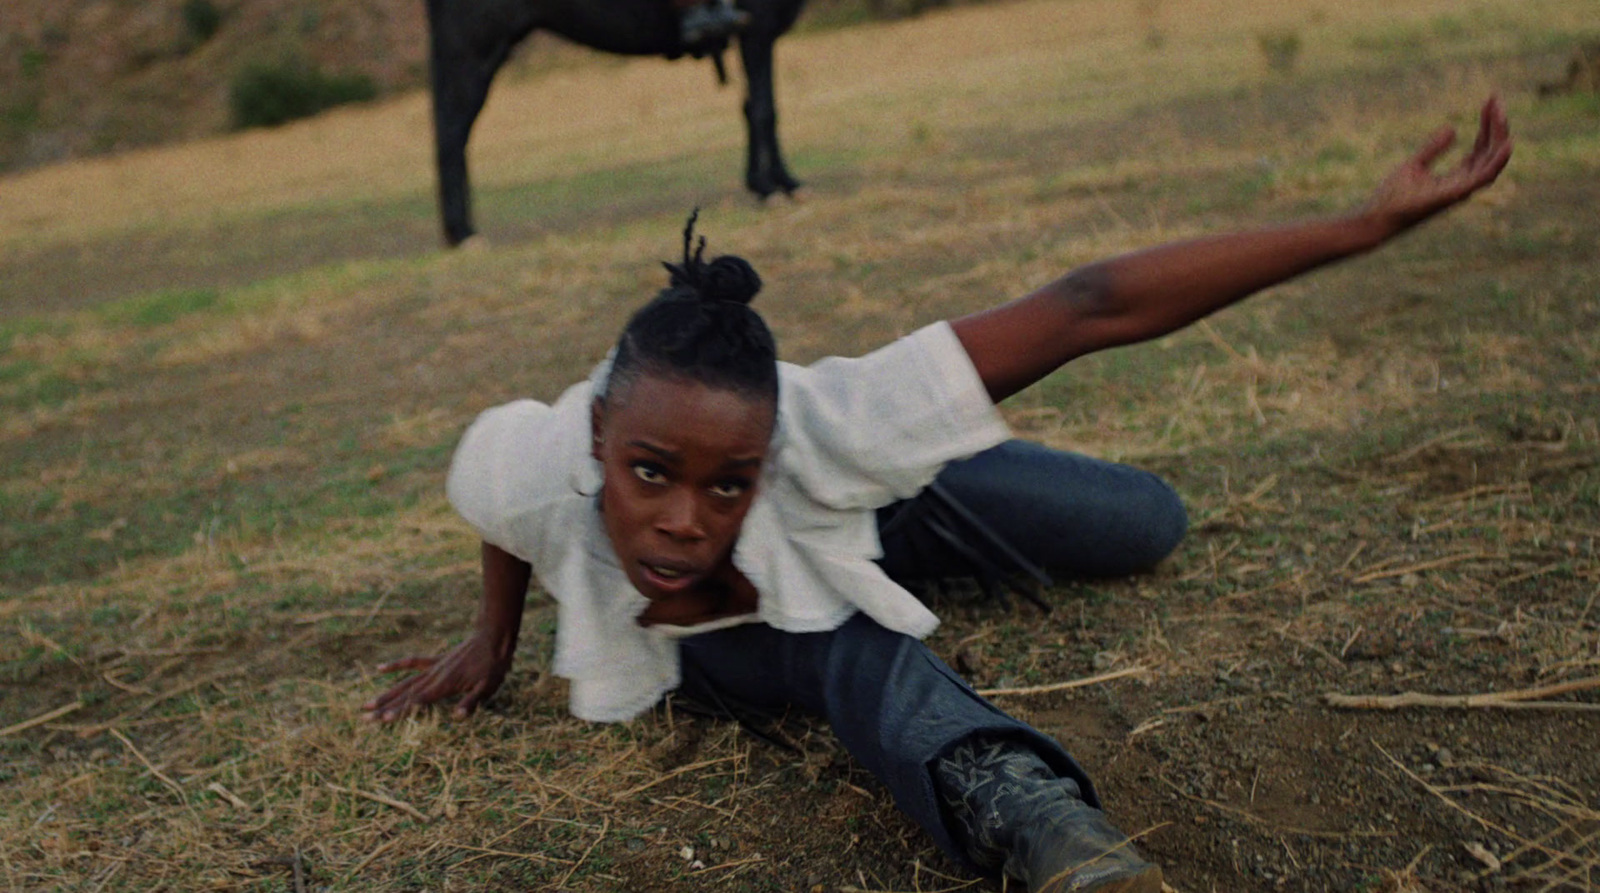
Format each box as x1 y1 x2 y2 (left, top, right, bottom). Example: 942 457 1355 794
935 736 1163 893
680 0 750 52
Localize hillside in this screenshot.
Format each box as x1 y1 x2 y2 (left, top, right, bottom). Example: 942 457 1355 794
0 0 432 169
0 0 941 173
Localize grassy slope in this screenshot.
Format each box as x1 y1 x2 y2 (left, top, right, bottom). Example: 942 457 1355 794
3 0 1599 890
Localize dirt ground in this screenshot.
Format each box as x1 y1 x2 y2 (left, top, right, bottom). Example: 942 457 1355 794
3 0 1598 891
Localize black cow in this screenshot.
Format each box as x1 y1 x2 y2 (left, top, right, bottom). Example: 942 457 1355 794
426 0 808 246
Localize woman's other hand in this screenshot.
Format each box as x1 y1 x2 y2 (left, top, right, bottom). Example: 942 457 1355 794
1364 95 1512 238
363 633 512 722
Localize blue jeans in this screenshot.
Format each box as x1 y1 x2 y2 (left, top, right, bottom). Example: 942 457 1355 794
676 441 1186 870
878 439 1188 583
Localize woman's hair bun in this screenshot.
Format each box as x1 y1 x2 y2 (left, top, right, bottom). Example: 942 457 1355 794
661 208 763 306
699 255 762 305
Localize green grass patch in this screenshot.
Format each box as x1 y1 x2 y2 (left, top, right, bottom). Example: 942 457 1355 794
96 287 221 328
0 362 83 410
0 437 450 593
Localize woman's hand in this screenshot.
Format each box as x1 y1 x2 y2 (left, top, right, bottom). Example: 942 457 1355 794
1363 95 1512 238
364 541 532 723
363 632 513 722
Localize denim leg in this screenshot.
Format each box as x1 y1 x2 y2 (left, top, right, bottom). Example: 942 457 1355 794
877 439 1187 583
676 613 1097 872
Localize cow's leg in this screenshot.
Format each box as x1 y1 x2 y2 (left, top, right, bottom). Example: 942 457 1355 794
738 32 800 197
427 2 519 246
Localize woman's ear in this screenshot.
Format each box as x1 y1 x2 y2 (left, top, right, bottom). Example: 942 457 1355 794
590 397 606 461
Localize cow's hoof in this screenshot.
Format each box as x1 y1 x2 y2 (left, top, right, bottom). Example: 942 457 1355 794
457 233 491 253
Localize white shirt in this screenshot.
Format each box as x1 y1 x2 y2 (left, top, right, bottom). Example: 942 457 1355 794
446 322 1010 722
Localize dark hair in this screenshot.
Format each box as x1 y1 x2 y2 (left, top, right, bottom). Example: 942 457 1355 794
604 211 779 407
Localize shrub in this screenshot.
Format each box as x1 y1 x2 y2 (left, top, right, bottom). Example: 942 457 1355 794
181 0 224 44
1256 29 1302 75
228 59 376 129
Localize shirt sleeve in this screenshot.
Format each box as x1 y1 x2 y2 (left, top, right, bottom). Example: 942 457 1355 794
446 394 587 565
775 321 1010 510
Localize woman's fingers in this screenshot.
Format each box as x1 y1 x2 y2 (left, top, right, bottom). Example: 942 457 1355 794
376 655 438 674
1464 96 1511 177
452 680 490 720
1412 126 1457 170
364 642 505 723
365 662 454 717
1472 96 1495 156
364 655 449 717
365 675 426 716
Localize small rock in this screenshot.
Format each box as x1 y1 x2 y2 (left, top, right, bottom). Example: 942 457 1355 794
1464 841 1501 872
1436 747 1454 764
679 845 694 861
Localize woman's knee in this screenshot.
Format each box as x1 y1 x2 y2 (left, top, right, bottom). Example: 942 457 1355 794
1116 470 1187 572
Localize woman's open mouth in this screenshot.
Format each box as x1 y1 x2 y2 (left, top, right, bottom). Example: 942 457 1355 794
640 560 699 594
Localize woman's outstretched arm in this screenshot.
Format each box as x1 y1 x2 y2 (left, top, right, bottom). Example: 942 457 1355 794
952 96 1513 402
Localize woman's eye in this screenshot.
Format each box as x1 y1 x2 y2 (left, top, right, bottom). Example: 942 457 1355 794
631 464 666 485
709 481 748 499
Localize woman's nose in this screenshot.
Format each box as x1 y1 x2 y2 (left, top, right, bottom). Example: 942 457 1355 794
656 489 707 541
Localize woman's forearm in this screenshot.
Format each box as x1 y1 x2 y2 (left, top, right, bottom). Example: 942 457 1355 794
1060 211 1391 348
477 541 532 661
954 211 1390 402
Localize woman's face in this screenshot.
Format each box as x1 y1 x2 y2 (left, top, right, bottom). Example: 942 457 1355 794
591 373 776 603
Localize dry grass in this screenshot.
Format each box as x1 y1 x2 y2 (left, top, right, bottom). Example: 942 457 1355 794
4 0 1599 890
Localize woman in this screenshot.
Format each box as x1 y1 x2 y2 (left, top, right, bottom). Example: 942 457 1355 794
365 98 1511 893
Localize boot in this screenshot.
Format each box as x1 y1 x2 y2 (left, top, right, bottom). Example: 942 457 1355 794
935 736 1164 893
680 0 750 52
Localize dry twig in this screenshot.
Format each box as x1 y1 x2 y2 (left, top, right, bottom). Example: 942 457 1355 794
440 842 573 865
611 755 740 801
1373 742 1600 884
345 837 403 879
0 701 84 738
205 782 253 811
1158 776 1390 840
1351 551 1499 584
1324 676 1600 711
325 783 430 823
69 668 245 738
556 816 609 888
978 666 1149 697
110 727 186 802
